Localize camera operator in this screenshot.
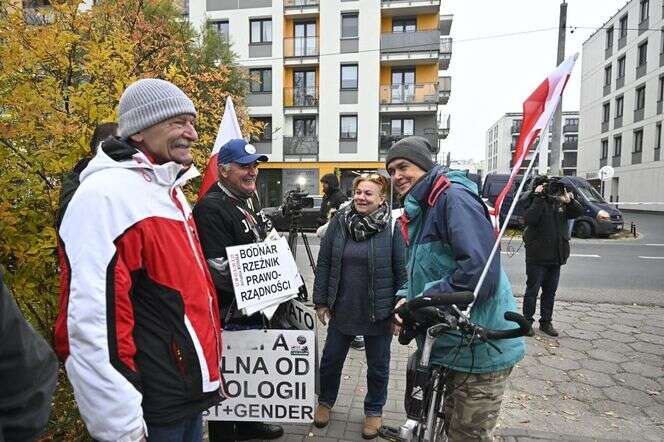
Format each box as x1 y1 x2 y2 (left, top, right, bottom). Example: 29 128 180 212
319 173 347 225
193 139 283 441
522 176 584 337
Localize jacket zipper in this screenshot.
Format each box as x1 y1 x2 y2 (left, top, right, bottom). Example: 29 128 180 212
369 235 375 322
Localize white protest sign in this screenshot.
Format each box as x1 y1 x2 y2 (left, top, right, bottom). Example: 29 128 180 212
227 237 300 311
286 299 316 331
204 330 315 423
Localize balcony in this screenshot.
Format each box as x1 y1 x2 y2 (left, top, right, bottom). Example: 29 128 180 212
439 14 453 36
562 140 578 151
603 83 611 96
639 18 649 35
438 114 450 139
636 63 647 79
634 107 644 122
632 151 642 164
283 137 319 157
511 124 521 134
612 155 621 167
618 35 626 50
660 52 664 67
563 123 579 133
439 37 452 69
284 0 319 17
380 0 441 15
380 29 440 64
602 121 609 133
656 148 661 161
379 83 439 112
605 45 613 59
616 76 625 90
600 157 608 167
614 115 623 129
284 87 319 114
659 100 663 114
284 37 319 66
438 76 451 105
379 131 439 157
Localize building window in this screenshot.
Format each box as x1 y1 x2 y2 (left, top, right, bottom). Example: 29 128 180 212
633 129 644 152
616 95 624 117
606 26 614 49
617 56 626 79
635 85 646 110
637 39 648 66
564 117 579 127
604 65 612 86
614 135 622 157
340 115 358 140
659 76 664 101
602 102 611 123
619 14 628 38
341 13 358 38
250 18 272 44
657 123 662 150
340 64 358 90
660 28 664 53
294 117 316 137
391 118 414 136
601 139 609 159
208 20 229 40
251 117 272 142
392 18 417 33
640 0 649 22
249 68 272 93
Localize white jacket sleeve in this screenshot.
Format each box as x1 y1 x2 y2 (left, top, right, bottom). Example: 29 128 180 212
59 183 146 442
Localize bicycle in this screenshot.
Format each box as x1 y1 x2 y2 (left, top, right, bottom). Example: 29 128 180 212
378 291 530 442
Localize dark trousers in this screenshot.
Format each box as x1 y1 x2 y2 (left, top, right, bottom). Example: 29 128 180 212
318 324 392 416
523 263 561 323
147 412 202 442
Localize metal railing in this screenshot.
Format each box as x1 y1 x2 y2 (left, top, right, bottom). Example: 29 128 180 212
379 83 438 105
283 137 319 155
283 87 319 107
381 29 439 53
284 0 319 6
284 37 319 57
379 131 438 154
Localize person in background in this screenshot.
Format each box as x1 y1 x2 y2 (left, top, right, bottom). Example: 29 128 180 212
193 138 284 442
0 267 58 442
312 173 406 439
56 122 118 229
521 176 584 337
387 136 525 441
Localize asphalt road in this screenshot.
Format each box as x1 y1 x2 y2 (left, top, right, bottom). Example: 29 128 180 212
293 211 664 307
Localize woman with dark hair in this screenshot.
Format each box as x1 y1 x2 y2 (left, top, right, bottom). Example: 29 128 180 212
312 174 406 439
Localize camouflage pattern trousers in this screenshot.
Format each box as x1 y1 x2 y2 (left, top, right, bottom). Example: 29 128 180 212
442 367 513 441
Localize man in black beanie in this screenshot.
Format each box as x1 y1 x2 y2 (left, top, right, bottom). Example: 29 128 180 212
386 136 525 440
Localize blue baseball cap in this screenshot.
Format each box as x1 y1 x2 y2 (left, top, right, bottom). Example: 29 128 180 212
217 139 268 165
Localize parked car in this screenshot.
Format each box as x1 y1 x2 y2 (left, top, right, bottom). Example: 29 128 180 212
481 174 624 238
262 194 323 232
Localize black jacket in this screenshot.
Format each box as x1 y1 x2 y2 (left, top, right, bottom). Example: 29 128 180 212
313 211 407 322
319 173 347 223
1 272 57 442
523 194 584 265
193 184 271 324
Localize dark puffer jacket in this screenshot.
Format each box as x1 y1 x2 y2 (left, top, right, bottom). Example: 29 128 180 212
312 211 407 322
523 194 584 266
319 173 347 224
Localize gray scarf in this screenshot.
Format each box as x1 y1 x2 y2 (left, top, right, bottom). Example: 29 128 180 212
342 202 391 242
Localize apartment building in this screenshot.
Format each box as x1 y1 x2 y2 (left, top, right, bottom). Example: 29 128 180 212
189 0 452 206
579 0 664 211
485 111 579 176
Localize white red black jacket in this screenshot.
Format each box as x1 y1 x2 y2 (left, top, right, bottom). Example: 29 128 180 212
54 139 223 441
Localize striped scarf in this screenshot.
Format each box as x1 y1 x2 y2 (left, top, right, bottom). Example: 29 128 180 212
342 202 391 242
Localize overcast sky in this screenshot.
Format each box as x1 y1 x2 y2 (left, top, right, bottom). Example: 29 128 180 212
444 0 629 162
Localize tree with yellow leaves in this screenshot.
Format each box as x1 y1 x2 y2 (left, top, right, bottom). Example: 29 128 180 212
0 1 257 438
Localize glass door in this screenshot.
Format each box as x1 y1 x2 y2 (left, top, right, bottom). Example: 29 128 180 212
391 69 415 103
294 70 316 106
294 21 316 56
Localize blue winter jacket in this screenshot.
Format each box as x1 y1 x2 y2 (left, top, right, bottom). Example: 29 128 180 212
313 209 408 322
397 166 525 373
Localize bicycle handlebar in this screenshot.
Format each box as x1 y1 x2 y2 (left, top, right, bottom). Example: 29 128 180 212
394 291 531 345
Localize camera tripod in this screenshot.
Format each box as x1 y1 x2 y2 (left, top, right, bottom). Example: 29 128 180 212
286 210 316 302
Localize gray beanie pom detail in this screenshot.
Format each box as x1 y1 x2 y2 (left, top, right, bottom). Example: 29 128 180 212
117 78 196 139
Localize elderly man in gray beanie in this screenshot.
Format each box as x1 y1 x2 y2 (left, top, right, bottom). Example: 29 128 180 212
386 136 526 441
55 78 223 442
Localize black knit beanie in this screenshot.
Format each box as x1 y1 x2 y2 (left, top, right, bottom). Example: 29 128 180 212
384 136 435 172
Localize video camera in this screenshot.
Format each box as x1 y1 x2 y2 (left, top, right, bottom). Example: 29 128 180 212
281 189 310 217
531 176 569 201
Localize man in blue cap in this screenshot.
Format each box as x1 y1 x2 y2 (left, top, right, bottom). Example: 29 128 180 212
193 139 283 441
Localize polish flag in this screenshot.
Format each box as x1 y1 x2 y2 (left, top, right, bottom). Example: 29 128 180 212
198 97 243 199
492 53 578 231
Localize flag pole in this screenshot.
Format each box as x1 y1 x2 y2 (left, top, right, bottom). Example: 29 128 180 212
470 116 555 306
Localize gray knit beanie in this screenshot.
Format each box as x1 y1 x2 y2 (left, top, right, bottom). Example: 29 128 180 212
385 136 435 172
117 79 197 139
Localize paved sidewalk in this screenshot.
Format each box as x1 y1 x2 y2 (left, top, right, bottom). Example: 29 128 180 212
245 299 664 441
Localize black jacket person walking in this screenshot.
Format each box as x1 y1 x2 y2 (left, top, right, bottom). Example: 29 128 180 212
319 173 347 225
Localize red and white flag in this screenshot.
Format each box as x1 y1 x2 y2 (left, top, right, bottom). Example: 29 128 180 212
492 53 578 230
198 96 243 199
